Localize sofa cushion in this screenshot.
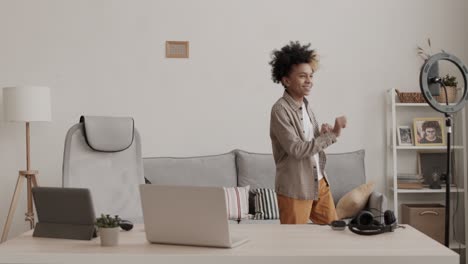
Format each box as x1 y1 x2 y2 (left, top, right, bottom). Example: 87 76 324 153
336 182 375 219
143 151 237 187
224 186 250 221
252 188 279 220
367 191 387 223
235 150 276 213
236 150 276 189
326 149 366 204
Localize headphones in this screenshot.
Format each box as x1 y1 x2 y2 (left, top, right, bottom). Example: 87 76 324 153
347 210 397 236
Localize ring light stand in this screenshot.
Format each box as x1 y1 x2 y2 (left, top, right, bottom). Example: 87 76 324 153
420 52 468 247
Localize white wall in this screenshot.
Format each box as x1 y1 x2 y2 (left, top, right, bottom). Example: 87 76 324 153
0 0 467 239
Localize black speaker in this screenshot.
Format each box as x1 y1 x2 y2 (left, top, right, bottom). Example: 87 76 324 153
348 210 397 236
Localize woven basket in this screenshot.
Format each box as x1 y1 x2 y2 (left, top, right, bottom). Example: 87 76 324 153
435 86 458 103
395 89 425 103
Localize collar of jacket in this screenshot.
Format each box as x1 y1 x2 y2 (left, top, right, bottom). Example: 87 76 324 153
282 90 309 112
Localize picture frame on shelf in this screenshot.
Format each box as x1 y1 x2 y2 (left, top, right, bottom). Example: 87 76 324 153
413 117 445 146
417 151 455 187
397 126 413 146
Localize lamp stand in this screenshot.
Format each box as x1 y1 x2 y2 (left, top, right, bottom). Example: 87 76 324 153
444 114 452 247
1 122 39 243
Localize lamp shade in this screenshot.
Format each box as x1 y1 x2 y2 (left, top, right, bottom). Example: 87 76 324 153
3 86 51 122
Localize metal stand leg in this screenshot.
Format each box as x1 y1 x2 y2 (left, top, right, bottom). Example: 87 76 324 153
444 114 452 247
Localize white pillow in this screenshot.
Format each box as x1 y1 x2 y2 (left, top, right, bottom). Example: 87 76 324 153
224 186 250 221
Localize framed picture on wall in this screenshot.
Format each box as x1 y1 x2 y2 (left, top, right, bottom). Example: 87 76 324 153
397 126 413 146
413 117 445 146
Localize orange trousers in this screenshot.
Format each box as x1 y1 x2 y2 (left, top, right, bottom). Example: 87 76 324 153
277 178 338 224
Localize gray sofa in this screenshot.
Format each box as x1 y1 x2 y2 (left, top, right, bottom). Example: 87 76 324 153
143 149 386 224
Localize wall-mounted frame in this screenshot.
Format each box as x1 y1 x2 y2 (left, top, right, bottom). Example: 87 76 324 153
166 41 189 58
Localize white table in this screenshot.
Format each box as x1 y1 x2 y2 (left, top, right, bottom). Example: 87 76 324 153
0 224 458 264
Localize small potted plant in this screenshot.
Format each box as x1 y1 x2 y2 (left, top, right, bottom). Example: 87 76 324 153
418 39 459 103
437 74 459 103
95 214 121 246
442 74 458 87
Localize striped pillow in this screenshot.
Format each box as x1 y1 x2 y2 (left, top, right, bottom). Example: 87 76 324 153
252 188 279 220
224 186 250 221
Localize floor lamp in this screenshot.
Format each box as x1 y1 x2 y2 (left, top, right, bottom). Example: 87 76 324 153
420 52 468 247
1 86 51 243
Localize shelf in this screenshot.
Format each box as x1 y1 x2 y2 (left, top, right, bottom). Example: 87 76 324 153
393 146 464 150
396 103 429 107
396 103 458 107
391 187 465 193
388 88 467 262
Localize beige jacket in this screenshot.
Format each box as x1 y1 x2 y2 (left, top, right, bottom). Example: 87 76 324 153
270 91 337 200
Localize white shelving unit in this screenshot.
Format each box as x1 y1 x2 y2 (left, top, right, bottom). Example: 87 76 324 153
390 187 465 193
386 88 467 261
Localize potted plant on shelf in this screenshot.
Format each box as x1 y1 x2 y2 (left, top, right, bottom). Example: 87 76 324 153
436 74 459 103
417 38 459 103
95 214 121 246
442 74 458 87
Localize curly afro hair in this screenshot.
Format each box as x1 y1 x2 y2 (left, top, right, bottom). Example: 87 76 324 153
269 41 318 86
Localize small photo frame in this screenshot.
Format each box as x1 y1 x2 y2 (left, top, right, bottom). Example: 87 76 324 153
397 126 413 145
413 117 445 146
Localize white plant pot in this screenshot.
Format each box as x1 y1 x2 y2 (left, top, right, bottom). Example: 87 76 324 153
99 227 120 246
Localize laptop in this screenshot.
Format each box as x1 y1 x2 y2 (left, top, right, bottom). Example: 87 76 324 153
32 187 96 240
139 184 249 248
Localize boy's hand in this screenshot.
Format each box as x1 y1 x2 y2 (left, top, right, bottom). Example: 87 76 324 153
332 116 347 137
321 124 333 134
